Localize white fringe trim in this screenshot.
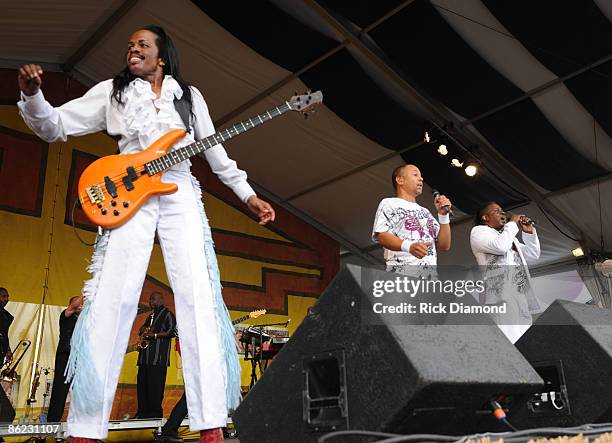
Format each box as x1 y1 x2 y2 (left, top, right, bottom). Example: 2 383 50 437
65 231 109 415
191 175 242 411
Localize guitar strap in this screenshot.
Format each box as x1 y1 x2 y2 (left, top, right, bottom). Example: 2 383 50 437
173 95 192 134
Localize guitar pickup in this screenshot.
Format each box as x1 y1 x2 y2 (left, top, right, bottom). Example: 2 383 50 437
126 166 138 182
104 176 118 198
85 184 105 204
122 175 135 191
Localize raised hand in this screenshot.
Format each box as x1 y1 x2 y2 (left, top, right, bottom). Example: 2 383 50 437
518 216 534 233
18 64 44 96
434 194 452 215
509 213 523 224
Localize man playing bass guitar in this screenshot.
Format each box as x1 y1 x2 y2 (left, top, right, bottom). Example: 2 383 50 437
18 25 274 443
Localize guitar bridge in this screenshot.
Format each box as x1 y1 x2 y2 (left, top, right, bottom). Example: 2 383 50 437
85 184 106 204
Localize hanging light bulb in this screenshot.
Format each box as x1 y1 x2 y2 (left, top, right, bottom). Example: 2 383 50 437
464 163 479 176
451 158 463 168
437 144 448 155
572 247 585 257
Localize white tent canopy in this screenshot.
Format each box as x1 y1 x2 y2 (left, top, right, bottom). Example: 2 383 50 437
1 0 610 271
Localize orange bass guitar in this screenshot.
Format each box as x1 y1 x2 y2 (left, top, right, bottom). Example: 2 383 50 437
78 91 322 229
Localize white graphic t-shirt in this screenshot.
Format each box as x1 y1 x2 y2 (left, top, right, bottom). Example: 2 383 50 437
372 198 440 271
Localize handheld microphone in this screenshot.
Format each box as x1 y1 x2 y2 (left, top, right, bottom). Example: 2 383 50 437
520 216 536 226
432 189 453 216
506 213 536 226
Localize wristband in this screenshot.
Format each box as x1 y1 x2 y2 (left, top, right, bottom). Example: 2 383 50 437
438 213 450 224
400 240 412 252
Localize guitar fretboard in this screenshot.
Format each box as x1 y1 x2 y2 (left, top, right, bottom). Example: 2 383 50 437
232 314 253 326
145 103 291 175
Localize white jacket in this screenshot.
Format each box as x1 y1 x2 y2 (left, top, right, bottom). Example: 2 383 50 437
470 221 541 313
17 76 255 203
470 221 540 268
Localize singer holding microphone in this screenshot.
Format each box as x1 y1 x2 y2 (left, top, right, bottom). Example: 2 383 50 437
470 202 541 343
372 164 452 275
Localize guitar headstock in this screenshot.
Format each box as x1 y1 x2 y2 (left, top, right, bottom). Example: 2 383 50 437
288 90 323 114
249 309 267 319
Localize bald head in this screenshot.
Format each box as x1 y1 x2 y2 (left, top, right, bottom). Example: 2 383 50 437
149 292 163 309
69 295 82 304
392 164 423 199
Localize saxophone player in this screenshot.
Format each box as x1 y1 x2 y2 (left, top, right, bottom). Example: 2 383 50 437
135 292 176 419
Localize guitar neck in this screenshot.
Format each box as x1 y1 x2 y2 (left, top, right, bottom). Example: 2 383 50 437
232 314 252 326
145 102 292 175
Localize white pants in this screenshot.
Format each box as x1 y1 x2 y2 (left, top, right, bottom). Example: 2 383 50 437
67 170 227 438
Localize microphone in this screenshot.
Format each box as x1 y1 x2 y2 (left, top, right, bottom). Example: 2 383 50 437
506 213 536 226
519 216 536 226
432 189 453 216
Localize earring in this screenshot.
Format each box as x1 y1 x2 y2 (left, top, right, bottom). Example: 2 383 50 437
159 60 165 67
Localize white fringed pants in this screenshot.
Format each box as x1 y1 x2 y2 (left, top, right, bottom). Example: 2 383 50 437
67 170 227 438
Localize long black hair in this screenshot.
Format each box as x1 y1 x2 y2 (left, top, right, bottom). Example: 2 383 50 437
111 25 192 115
474 202 497 226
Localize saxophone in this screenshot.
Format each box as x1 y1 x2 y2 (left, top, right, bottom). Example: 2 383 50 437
138 313 155 350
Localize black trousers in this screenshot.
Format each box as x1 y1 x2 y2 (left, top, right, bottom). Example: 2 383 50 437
161 392 187 436
46 351 70 422
136 364 168 418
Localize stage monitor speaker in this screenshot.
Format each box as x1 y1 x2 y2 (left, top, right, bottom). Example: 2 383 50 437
513 300 612 428
0 385 15 423
233 265 543 442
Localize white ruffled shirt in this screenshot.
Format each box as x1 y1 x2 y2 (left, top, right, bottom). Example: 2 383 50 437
17 75 255 203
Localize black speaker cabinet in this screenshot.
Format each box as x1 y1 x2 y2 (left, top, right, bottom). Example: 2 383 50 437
514 300 612 428
234 265 543 442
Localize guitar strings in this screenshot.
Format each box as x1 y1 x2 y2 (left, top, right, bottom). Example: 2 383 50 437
80 102 295 200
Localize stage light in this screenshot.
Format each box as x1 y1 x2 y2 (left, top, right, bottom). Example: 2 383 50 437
572 247 585 257
424 131 431 143
451 158 463 168
437 144 448 155
464 163 478 177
